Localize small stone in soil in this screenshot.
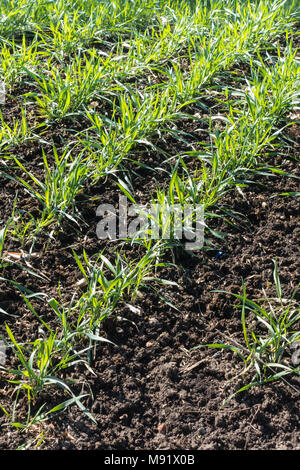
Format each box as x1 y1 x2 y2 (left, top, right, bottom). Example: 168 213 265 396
157 423 167 434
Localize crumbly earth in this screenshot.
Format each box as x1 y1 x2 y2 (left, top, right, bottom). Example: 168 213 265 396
0 39 299 451
0 142 299 449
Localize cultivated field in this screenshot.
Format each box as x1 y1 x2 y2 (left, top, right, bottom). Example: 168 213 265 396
0 0 299 450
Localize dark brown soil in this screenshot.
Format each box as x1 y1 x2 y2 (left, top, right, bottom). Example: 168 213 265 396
0 34 299 452
0 144 299 450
